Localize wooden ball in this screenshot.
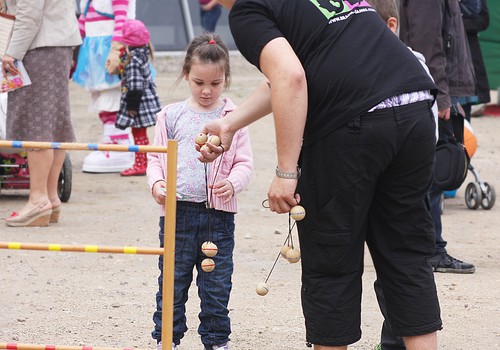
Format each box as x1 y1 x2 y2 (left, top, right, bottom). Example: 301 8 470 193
195 132 208 146
201 241 218 257
200 144 213 154
290 205 306 221
286 248 301 263
280 245 291 259
256 282 269 296
201 258 215 272
208 135 221 146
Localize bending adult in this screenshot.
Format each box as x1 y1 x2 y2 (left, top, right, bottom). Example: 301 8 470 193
3 0 81 227
199 0 442 349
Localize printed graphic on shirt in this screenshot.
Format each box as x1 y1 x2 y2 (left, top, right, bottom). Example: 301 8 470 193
309 0 372 21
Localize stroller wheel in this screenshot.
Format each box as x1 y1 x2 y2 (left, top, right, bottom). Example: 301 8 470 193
58 153 72 203
465 182 481 210
480 182 496 210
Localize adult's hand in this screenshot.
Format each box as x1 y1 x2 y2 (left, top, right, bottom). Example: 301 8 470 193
197 116 235 163
2 54 18 78
438 107 450 121
201 0 219 11
267 177 300 214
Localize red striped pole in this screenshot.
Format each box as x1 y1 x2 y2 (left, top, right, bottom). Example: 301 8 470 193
0 343 145 350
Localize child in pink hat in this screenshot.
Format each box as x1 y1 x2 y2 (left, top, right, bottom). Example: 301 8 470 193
115 19 161 176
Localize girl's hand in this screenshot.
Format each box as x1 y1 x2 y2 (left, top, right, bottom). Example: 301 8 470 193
152 181 166 204
128 109 137 117
210 179 234 203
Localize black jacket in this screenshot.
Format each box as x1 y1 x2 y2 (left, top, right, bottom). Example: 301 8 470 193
399 0 476 111
463 0 490 104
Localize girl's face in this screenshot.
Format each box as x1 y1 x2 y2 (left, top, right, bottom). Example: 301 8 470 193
185 58 226 111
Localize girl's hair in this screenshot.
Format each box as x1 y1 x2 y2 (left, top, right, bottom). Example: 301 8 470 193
178 33 231 88
121 43 155 68
147 42 155 61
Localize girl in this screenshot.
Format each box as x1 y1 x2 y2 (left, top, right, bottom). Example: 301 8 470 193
147 33 253 350
115 19 161 176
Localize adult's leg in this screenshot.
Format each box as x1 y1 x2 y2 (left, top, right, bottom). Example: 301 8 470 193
403 333 437 350
47 149 66 207
19 149 53 215
374 280 406 350
200 5 222 32
366 102 440 349
429 185 446 253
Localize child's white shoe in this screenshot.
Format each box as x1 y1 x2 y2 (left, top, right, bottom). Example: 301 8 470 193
155 342 178 350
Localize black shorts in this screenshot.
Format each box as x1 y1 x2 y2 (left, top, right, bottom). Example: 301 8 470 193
297 101 442 346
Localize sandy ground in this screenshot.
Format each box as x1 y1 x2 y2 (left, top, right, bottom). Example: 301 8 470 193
1 54 499 350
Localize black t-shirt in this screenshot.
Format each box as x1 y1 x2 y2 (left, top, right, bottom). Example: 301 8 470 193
229 0 437 146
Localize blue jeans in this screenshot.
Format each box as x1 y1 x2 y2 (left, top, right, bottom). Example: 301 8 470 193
429 97 463 256
200 4 222 33
429 184 447 253
152 201 235 348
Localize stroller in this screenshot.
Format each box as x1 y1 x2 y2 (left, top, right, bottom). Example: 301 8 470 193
0 93 72 202
461 119 495 210
440 118 496 213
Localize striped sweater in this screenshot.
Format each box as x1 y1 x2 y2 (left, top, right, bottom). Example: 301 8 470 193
78 0 130 42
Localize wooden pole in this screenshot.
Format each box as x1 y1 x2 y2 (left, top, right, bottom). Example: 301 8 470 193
161 140 178 350
0 242 163 255
0 140 168 153
0 139 179 350
0 343 147 350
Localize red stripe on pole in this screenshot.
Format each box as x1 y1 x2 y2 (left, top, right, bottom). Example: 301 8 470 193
82 347 93 350
45 345 56 350
6 344 17 350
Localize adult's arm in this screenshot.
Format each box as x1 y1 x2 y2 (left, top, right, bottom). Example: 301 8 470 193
6 0 44 60
200 78 272 156
259 37 307 213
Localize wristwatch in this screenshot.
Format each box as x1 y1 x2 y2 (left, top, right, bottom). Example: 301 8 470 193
275 166 301 179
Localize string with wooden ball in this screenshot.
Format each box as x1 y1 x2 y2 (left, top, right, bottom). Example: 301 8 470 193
256 202 306 296
200 134 224 272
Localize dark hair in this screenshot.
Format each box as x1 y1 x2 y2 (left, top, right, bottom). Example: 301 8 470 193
178 33 231 88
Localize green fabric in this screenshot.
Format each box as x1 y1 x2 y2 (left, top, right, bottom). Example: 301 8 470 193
479 2 500 89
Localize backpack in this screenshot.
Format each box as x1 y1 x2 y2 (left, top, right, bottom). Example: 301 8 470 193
433 105 470 191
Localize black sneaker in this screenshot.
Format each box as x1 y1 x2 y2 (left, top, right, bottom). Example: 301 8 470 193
429 252 475 274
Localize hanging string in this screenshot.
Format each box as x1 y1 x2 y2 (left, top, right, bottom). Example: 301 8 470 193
264 234 291 283
263 211 298 283
203 146 225 243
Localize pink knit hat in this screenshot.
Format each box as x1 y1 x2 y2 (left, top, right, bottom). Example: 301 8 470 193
122 19 151 47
